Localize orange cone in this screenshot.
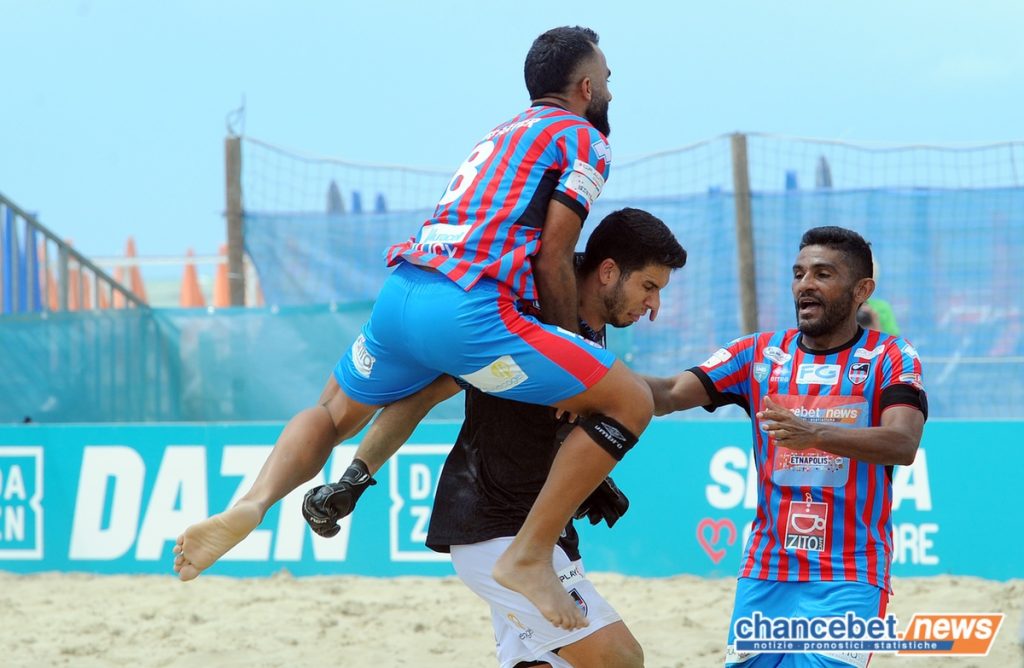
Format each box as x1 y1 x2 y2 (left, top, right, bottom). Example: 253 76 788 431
113 266 126 309
65 239 80 311
39 246 59 310
125 236 148 303
179 248 206 307
97 276 110 309
213 244 230 308
81 271 93 310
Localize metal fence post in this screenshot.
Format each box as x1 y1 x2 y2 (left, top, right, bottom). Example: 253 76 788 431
225 136 245 306
731 132 759 334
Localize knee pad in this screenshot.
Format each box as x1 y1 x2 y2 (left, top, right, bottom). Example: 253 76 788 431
577 413 638 461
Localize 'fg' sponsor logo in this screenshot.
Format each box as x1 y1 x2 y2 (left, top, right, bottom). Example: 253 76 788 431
0 447 43 559
796 364 841 385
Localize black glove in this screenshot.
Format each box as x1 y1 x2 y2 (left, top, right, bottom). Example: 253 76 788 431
301 459 377 538
574 476 629 528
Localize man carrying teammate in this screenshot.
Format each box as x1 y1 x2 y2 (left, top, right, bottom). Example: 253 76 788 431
304 208 686 668
176 26 652 630
646 226 927 667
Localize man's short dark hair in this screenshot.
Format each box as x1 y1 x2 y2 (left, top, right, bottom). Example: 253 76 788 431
524 26 599 100
799 226 873 282
581 208 687 277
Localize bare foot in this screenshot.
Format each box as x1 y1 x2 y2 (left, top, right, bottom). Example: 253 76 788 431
493 545 589 631
173 501 262 581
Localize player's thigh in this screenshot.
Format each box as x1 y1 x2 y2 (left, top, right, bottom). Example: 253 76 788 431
554 358 653 421
557 620 643 668
316 374 379 437
451 538 622 660
408 280 616 405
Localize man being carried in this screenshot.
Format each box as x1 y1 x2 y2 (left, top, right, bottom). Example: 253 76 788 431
177 27 654 630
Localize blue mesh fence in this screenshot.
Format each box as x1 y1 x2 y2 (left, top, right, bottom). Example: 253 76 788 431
0 304 467 423
6 135 1020 423
241 134 1024 420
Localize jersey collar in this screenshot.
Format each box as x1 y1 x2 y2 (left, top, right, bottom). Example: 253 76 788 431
579 318 606 347
531 100 569 112
797 326 865 356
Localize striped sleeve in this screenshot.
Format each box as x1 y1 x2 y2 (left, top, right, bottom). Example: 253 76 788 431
878 337 928 420
551 124 610 222
689 334 757 414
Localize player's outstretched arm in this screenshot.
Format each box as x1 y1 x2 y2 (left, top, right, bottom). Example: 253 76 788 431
535 199 584 331
644 370 711 416
757 397 923 466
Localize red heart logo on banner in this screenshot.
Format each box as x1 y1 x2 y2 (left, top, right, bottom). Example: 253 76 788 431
696 518 737 564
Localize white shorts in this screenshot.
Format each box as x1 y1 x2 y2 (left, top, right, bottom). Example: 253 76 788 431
450 537 622 668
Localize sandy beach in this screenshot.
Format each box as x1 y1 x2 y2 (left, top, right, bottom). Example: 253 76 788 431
2 572 1019 667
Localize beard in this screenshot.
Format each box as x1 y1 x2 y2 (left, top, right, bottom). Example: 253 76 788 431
796 291 855 338
603 281 631 328
586 97 611 137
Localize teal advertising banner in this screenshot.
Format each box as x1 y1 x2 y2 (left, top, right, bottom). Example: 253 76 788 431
0 421 1019 580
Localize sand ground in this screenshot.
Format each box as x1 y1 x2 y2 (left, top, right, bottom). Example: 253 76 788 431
1 572 1020 667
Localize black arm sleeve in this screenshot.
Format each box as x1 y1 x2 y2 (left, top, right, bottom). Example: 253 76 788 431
551 191 588 223
880 385 929 421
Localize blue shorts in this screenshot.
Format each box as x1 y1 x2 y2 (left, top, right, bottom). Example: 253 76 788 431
335 262 616 406
725 578 889 668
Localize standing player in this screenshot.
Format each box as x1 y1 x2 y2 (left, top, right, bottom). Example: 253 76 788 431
646 226 927 667
305 208 686 668
175 26 652 630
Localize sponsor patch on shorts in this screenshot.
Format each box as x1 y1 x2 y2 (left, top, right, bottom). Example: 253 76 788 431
460 355 528 394
351 334 375 379
557 562 586 588
568 588 588 616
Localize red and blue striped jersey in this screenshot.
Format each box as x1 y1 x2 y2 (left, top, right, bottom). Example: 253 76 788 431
386 104 611 300
693 328 927 592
